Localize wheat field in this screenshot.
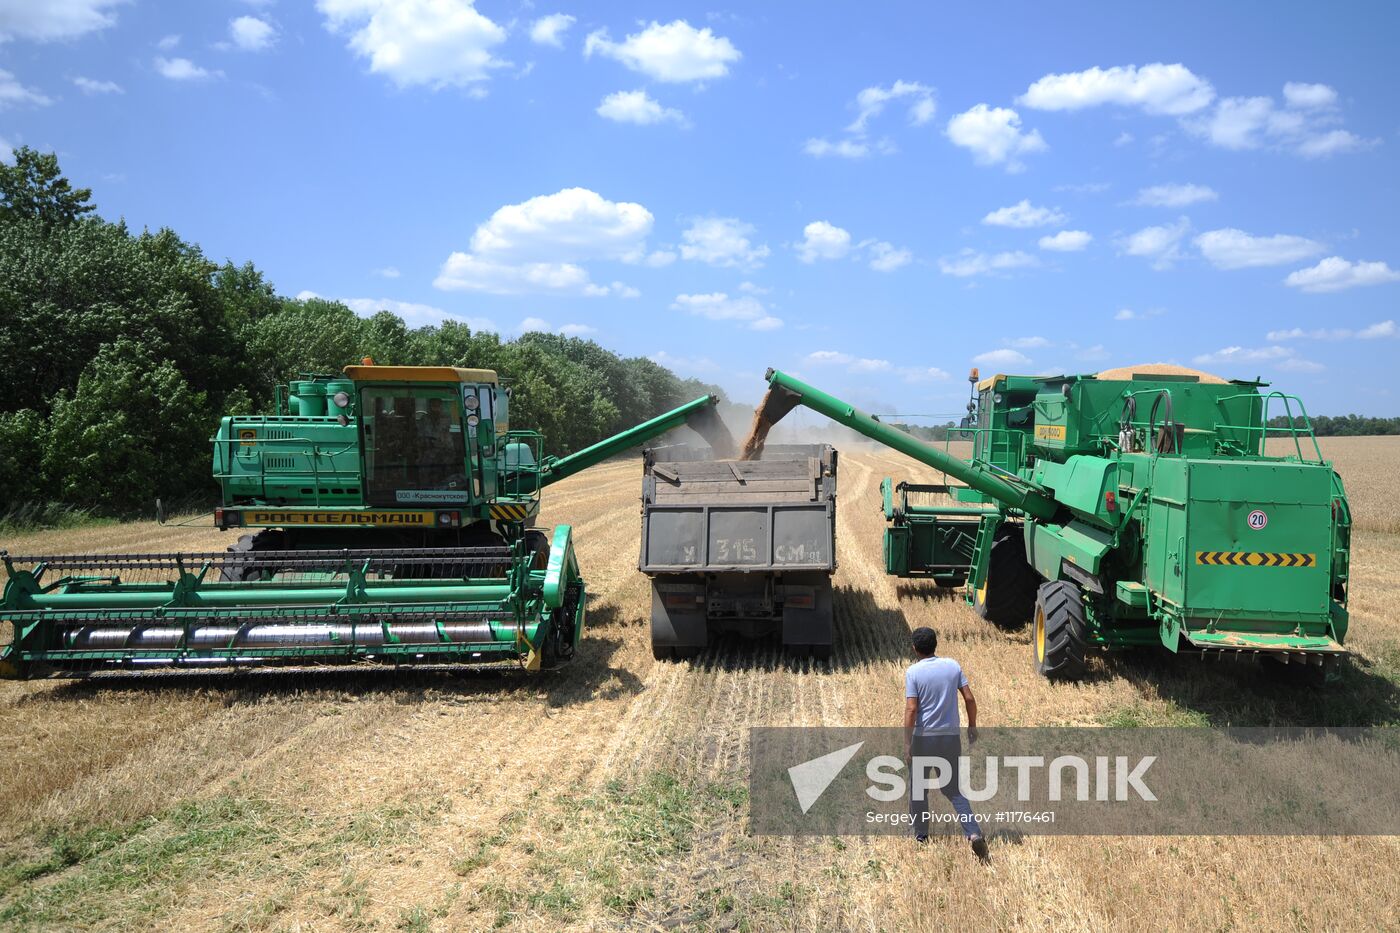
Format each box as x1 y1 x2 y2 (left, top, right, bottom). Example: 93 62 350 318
0 437 1397 931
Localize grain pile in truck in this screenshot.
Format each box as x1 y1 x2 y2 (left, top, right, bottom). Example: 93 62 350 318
640 444 838 659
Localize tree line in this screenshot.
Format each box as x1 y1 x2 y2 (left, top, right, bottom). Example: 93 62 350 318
1268 414 1400 436
0 148 719 521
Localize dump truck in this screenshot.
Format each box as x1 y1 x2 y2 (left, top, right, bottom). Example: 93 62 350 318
0 363 732 678
755 366 1351 681
641 444 837 659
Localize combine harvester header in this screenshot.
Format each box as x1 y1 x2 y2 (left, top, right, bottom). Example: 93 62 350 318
1 362 732 678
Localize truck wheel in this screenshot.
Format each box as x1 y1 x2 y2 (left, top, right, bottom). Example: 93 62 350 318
1033 581 1088 680
652 643 672 661
973 526 1038 626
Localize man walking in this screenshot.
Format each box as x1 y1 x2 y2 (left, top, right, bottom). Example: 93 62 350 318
904 626 989 860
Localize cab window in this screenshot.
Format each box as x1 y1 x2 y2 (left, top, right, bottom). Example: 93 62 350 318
360 387 469 505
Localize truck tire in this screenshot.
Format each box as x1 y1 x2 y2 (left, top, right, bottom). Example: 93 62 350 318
1033 580 1088 680
973 526 1038 626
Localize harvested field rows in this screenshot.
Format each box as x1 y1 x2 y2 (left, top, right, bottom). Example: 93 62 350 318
1 439 1398 930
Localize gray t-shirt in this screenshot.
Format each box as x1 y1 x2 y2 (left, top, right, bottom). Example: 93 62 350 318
905 656 968 734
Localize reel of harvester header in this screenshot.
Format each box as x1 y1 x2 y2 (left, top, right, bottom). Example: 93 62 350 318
1 360 733 679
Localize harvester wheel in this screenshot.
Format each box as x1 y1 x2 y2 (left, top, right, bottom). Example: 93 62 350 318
1033 580 1088 680
523 529 550 571
973 526 1038 626
218 530 286 582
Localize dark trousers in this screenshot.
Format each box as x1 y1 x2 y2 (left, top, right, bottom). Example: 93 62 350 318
908 734 980 839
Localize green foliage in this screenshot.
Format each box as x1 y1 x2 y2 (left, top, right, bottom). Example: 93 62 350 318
44 341 212 515
1269 414 1400 436
0 150 718 520
0 146 94 227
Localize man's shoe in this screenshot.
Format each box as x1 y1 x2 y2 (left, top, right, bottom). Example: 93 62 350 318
970 836 989 861
914 834 928 845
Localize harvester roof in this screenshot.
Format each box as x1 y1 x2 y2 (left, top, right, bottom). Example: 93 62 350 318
342 365 498 384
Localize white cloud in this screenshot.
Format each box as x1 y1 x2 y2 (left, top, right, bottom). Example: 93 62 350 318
1118 217 1191 269
468 187 652 262
1007 336 1050 349
1055 181 1111 194
945 104 1046 172
1297 130 1371 158
1283 257 1400 293
156 34 180 50
649 350 718 375
1019 63 1216 116
72 76 122 94
1194 228 1324 270
644 249 676 267
373 266 400 278
0 0 124 42
867 241 911 272
972 348 1032 368
847 80 936 134
1276 358 1325 374
229 15 276 51
317 0 507 91
737 281 769 294
803 137 877 159
584 19 739 83
1193 345 1295 365
515 317 598 336
898 366 950 383
596 89 686 126
1132 183 1218 207
938 249 1038 278
433 188 650 296
804 350 891 373
1283 82 1337 109
1114 131 1134 146
671 292 780 330
796 221 851 263
0 70 52 107
1077 344 1110 362
529 13 575 48
1039 230 1092 252
1267 320 1396 341
1115 308 1166 321
679 217 769 269
982 199 1067 228
154 57 216 81
1188 90 1376 157
434 255 609 296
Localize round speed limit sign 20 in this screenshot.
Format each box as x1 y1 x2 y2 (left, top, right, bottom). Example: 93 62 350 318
1247 509 1268 530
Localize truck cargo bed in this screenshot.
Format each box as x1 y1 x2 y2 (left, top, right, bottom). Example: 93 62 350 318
640 445 838 658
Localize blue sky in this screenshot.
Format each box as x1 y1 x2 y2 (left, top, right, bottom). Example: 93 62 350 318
4 1 1399 417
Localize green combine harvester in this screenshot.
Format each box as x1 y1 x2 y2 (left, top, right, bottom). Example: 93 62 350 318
1 363 730 678
757 365 1351 680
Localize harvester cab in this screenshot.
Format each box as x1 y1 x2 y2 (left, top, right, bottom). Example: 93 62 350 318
756 366 1352 682
0 362 731 679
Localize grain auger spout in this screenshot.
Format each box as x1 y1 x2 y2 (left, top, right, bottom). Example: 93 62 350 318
757 368 1058 520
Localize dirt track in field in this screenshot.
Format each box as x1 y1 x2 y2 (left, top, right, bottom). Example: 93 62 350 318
1 440 1398 930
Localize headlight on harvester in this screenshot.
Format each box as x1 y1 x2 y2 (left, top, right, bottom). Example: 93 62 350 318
467 414 480 427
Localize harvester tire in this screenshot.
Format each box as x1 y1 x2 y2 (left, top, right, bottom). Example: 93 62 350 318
218 530 286 582
973 526 1038 626
1033 580 1088 680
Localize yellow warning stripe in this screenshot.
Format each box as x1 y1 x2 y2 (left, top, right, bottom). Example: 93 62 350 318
1195 551 1316 568
489 503 533 522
